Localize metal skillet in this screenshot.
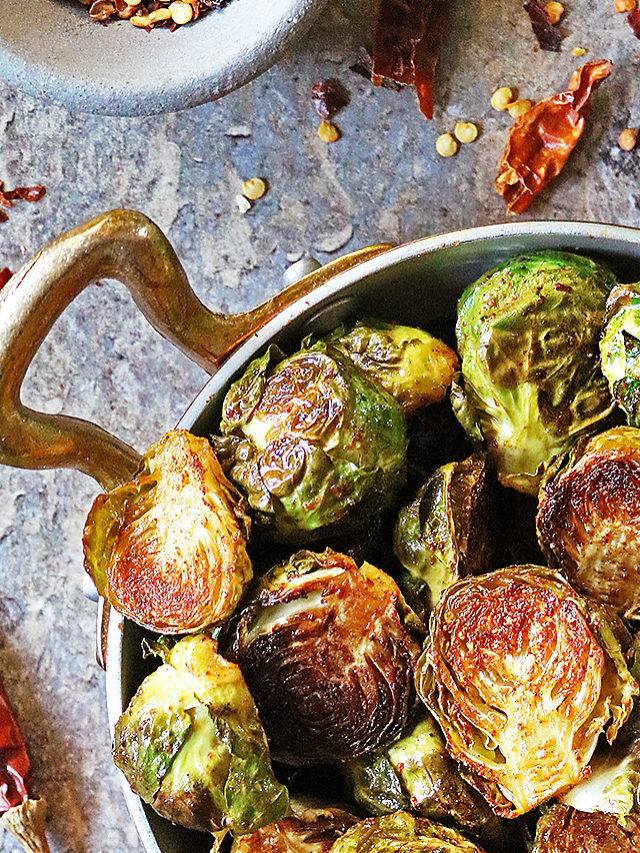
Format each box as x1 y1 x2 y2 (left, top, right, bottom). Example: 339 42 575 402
1 210 640 853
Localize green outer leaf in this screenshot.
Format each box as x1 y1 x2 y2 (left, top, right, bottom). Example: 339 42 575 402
455 251 616 494
600 282 640 426
344 753 409 816
329 812 487 852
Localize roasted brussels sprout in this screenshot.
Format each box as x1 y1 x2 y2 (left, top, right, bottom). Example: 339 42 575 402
230 548 424 765
394 454 497 614
537 426 640 621
453 251 616 495
113 633 289 838
214 342 407 543
325 320 458 414
600 282 640 425
329 812 487 853
345 710 501 838
416 565 638 817
532 804 640 853
83 429 252 633
230 806 359 852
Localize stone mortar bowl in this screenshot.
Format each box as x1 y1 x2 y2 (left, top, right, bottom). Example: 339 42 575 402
1 211 640 852
0 0 326 115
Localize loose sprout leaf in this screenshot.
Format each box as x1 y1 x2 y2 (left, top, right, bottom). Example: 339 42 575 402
217 341 407 543
230 806 360 852
371 0 449 120
454 251 616 494
113 634 289 836
231 549 423 765
537 427 640 622
495 60 612 215
83 430 253 634
0 798 50 853
330 811 488 852
325 320 458 415
415 566 638 817
600 282 640 425
531 803 640 853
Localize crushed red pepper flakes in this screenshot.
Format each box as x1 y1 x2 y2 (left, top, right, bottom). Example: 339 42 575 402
0 269 11 290
0 182 45 223
311 79 350 120
629 10 640 36
350 46 403 90
495 59 613 215
371 0 449 120
524 0 563 51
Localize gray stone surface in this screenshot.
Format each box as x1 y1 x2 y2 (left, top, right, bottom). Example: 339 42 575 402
0 1 639 851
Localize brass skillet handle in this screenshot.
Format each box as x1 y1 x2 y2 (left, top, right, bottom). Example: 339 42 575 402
0 208 392 491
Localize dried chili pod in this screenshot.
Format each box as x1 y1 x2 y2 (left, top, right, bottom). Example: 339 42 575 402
0 677 50 853
495 60 612 215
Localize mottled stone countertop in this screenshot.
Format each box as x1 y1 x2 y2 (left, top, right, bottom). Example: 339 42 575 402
0 1 638 851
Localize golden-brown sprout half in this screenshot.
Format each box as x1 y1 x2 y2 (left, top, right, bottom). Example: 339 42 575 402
532 804 640 853
329 812 488 853
416 566 638 817
230 549 424 765
537 426 640 622
83 430 252 633
230 806 359 853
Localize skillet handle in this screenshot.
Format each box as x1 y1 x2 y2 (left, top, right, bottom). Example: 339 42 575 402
0 208 392 491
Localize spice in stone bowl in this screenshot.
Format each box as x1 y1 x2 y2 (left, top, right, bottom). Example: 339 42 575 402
82 0 231 31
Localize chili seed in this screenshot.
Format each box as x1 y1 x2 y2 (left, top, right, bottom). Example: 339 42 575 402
436 133 458 157
615 0 637 12
169 1 193 23
454 122 478 143
508 99 533 118
572 46 587 55
318 121 340 143
544 1 564 23
491 87 514 111
619 128 638 150
242 178 267 200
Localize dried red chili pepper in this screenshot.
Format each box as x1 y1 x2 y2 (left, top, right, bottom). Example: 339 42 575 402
371 0 449 119
524 0 563 51
628 10 640 38
0 676 49 853
495 60 613 215
0 182 45 223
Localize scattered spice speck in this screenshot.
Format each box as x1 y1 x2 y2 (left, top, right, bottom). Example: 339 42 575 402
318 121 340 143
619 127 638 150
572 46 587 56
628 9 640 36
311 79 349 120
0 268 12 289
242 177 267 200
615 0 637 12
544 1 564 23
436 133 458 157
235 194 251 214
0 181 45 223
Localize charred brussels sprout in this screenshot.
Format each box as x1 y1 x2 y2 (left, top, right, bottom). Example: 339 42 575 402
345 710 501 838
325 320 458 414
83 430 252 634
113 633 289 838
394 455 497 614
537 426 640 621
230 806 359 852
230 548 424 765
600 282 640 425
416 566 638 818
215 342 407 543
329 812 488 853
453 251 616 495
532 804 640 853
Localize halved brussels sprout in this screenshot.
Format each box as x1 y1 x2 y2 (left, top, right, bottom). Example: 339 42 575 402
600 282 640 425
394 454 497 614
83 430 252 633
230 549 424 765
560 632 640 819
532 803 640 853
214 342 407 543
329 812 487 853
416 565 638 818
230 806 359 852
345 709 501 838
537 426 640 621
325 320 458 414
113 633 289 838
453 251 616 495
